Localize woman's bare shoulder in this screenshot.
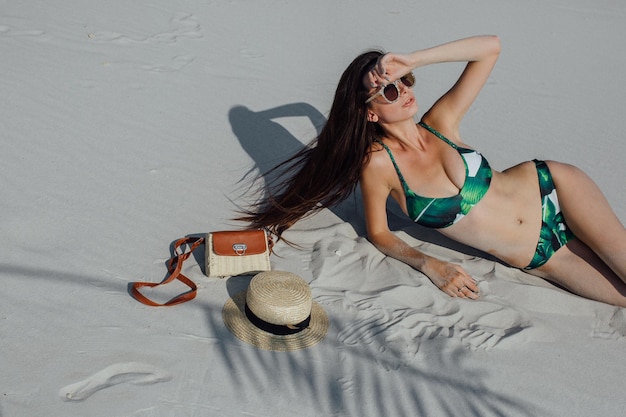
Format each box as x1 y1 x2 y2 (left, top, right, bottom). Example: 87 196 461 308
361 143 397 194
362 142 390 171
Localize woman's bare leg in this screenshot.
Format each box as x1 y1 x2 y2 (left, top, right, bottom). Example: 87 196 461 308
546 161 626 283
535 238 626 307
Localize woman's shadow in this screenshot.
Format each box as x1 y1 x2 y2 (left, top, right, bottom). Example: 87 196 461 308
228 102 366 235
228 102 495 258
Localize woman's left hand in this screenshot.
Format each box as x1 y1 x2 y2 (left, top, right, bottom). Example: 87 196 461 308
421 257 480 299
367 52 415 87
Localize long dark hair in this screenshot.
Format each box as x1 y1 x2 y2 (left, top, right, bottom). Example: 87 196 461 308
237 50 385 238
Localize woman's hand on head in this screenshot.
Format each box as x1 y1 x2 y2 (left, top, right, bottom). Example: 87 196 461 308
367 53 416 87
421 257 480 299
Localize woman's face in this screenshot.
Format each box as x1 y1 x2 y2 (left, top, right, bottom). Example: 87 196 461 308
362 74 419 124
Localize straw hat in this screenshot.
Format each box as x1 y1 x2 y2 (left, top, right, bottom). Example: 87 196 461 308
222 271 328 351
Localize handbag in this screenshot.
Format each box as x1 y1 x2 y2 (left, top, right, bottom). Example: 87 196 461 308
206 229 271 278
131 230 272 307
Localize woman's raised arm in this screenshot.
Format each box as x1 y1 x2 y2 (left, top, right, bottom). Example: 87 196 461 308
367 35 501 130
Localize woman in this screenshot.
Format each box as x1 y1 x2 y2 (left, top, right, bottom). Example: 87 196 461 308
239 35 626 307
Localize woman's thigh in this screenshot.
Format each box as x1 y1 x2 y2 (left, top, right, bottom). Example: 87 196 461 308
545 161 626 280
533 238 626 307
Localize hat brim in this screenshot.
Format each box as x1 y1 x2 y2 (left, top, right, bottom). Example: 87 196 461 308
222 291 328 351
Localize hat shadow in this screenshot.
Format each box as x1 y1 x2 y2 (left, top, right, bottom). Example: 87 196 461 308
224 274 253 298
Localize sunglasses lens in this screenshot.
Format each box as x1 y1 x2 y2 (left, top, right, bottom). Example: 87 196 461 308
383 85 399 102
401 73 415 87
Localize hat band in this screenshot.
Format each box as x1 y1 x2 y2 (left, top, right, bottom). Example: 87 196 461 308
244 304 311 336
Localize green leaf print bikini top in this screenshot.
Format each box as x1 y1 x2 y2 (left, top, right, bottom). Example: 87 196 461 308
377 121 493 228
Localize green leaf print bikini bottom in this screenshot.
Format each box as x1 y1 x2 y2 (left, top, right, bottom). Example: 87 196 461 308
524 159 575 270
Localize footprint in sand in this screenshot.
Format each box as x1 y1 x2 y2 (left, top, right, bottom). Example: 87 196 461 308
0 24 46 38
88 12 201 44
592 307 626 340
142 55 195 72
59 362 172 401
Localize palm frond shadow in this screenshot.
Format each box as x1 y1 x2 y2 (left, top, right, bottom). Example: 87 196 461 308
203 287 531 416
0 263 128 293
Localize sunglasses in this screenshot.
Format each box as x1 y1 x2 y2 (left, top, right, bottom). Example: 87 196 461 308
365 72 416 104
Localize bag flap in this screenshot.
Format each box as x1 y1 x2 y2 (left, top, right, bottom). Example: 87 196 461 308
211 230 268 256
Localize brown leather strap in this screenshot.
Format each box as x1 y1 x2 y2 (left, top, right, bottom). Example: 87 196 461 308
131 236 204 307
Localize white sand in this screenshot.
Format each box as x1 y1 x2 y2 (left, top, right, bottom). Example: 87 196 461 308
1 1 625 416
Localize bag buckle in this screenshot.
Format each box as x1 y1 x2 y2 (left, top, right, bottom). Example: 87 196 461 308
232 243 248 255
